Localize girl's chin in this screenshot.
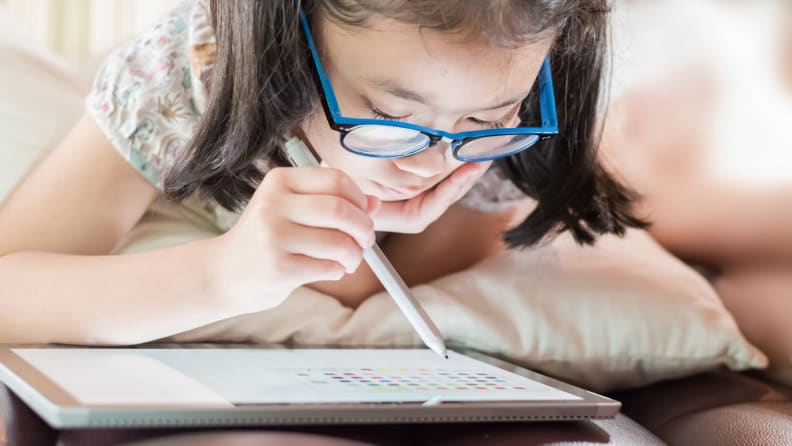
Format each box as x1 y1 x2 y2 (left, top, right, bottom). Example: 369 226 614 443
369 180 423 201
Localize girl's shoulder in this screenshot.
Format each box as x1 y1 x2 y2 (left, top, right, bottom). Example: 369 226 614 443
85 0 217 191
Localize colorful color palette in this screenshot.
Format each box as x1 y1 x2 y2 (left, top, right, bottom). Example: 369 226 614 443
293 367 536 395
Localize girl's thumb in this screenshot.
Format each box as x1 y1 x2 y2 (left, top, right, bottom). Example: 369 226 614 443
365 195 381 214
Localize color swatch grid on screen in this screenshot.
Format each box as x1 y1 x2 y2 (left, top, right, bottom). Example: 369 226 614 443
12 348 582 404
295 367 536 395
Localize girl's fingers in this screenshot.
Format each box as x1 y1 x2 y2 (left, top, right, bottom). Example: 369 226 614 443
285 253 346 282
372 162 491 232
280 224 364 273
365 195 381 214
266 167 369 211
429 161 491 206
409 161 491 219
281 193 375 248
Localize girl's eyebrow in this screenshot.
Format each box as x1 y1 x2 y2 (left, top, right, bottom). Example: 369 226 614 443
369 78 530 111
370 78 428 104
480 93 530 111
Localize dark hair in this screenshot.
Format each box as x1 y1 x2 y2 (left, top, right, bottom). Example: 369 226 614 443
164 0 648 248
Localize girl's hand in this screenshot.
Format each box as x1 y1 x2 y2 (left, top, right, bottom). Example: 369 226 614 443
372 161 492 233
205 167 379 313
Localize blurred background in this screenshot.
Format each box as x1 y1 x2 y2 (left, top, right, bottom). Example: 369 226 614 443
0 0 790 214
0 0 180 67
1 0 789 189
1 0 790 242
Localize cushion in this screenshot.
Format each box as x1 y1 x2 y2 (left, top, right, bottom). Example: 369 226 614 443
0 6 85 445
0 7 87 204
112 201 767 392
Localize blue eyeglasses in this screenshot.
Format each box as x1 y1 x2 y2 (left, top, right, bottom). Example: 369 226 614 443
299 10 558 162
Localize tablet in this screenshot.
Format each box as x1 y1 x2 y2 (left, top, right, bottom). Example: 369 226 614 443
0 345 620 428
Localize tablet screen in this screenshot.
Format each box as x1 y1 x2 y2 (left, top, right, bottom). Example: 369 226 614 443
12 348 580 406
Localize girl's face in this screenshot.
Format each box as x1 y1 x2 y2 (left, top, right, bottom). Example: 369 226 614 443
303 16 552 202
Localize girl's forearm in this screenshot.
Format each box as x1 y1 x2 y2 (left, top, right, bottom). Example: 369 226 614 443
0 238 238 345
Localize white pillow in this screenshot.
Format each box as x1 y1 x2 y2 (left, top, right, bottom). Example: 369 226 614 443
122 205 766 392
0 7 87 204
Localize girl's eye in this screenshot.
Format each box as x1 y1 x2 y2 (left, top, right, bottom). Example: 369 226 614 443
366 102 506 129
470 117 505 129
471 101 522 129
367 105 410 122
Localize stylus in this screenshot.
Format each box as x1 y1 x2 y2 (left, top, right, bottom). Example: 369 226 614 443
284 136 448 359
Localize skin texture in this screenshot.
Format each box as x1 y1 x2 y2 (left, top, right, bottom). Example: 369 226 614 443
0 14 548 343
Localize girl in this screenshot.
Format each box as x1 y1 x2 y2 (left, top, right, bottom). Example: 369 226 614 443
0 0 644 345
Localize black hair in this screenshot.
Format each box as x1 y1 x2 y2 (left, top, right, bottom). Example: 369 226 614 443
164 0 648 248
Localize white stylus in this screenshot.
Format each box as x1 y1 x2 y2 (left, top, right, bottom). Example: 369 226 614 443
283 136 448 359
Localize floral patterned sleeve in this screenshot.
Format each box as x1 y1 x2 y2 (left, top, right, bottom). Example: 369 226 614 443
85 1 213 190
457 164 531 212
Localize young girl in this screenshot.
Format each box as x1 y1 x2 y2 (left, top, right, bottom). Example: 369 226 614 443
0 0 644 345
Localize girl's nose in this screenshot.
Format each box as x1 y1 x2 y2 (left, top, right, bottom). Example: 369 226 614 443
392 142 449 178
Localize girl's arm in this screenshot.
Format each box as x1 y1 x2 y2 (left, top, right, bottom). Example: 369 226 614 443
0 115 376 344
0 239 235 345
0 114 234 344
0 115 158 257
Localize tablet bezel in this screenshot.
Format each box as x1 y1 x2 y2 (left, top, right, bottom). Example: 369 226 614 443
0 344 620 428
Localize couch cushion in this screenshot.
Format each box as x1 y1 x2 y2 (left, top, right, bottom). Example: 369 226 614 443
112 417 666 446
656 402 792 446
0 6 87 205
613 370 792 445
122 432 373 446
156 221 767 392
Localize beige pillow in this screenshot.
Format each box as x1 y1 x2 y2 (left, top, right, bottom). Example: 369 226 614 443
0 8 87 204
111 202 767 392
0 8 84 443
